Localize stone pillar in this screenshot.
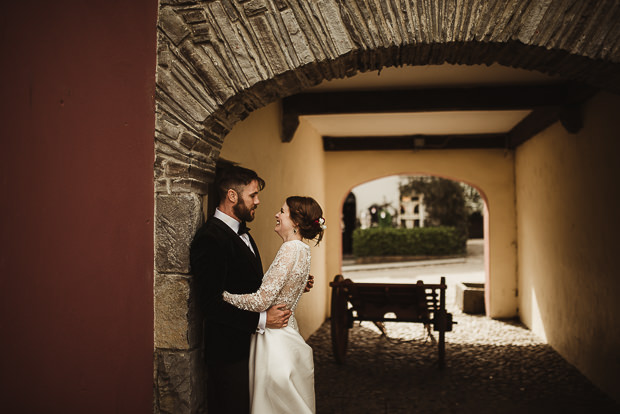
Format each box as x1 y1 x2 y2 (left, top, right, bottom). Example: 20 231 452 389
154 193 205 413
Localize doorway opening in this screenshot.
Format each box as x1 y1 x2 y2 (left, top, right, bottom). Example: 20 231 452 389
341 174 486 314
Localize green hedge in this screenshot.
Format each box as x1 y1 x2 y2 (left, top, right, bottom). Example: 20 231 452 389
352 227 466 257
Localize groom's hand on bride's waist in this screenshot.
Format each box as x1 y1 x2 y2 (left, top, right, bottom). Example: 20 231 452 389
266 304 291 329
303 275 314 293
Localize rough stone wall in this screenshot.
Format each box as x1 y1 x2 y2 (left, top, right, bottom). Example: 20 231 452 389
154 193 204 413
153 1 620 412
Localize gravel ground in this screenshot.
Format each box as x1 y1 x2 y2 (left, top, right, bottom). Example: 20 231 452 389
307 310 620 414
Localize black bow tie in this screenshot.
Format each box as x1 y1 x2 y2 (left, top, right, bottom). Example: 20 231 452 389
238 222 250 235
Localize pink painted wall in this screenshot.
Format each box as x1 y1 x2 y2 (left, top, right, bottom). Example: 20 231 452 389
0 1 157 412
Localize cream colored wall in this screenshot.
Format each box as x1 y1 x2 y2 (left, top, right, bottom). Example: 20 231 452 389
324 149 518 318
516 91 620 399
219 102 327 339
210 83 620 399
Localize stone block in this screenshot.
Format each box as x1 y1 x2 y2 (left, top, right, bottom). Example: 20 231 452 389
191 138 213 158
250 15 288 74
155 348 205 414
160 0 198 4
274 0 287 10
281 8 315 65
156 178 170 194
178 42 236 103
165 160 191 177
455 282 486 314
244 0 268 16
317 0 354 56
157 70 211 123
155 273 202 349
159 8 191 45
156 193 203 273
169 178 209 195
189 23 211 44
179 131 198 150
179 8 207 24
158 117 185 141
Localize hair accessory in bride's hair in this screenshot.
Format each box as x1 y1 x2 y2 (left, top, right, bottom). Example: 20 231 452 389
314 217 327 230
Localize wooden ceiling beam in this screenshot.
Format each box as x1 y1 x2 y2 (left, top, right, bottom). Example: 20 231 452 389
282 83 597 145
507 89 595 149
507 107 562 148
322 134 508 151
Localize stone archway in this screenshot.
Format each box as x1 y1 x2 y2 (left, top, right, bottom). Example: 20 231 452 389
153 1 620 411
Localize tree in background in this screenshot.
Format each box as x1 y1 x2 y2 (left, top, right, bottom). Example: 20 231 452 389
462 183 484 238
399 176 475 242
368 203 395 228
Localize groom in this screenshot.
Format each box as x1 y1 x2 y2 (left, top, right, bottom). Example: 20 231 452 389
190 165 292 413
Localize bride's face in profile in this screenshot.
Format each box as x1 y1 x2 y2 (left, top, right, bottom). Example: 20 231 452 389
275 202 298 241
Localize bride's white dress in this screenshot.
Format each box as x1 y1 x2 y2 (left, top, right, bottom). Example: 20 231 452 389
223 240 315 414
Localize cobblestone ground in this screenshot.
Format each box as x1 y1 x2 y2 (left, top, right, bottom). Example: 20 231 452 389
307 311 620 414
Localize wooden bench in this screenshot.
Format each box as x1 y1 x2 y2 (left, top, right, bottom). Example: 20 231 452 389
329 275 454 368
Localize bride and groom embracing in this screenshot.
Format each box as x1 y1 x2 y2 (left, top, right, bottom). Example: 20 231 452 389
190 165 325 414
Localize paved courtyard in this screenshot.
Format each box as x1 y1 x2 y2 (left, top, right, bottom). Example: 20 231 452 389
307 316 619 413
306 241 620 413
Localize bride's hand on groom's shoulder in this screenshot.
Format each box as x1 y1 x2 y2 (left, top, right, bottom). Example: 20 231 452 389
266 304 291 329
303 275 314 293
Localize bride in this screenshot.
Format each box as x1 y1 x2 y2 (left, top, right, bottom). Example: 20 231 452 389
222 195 325 414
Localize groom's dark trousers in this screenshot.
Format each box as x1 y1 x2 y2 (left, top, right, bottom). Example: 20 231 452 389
190 216 264 413
206 358 250 413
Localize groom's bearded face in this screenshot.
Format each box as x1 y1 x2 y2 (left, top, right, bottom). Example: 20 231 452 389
233 198 254 222
233 180 260 222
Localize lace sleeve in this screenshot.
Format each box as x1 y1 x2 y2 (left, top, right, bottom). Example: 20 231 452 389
222 242 300 312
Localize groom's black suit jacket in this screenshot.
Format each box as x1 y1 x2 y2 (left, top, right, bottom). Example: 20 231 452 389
190 216 264 364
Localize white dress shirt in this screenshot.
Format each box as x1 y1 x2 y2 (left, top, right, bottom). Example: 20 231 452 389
214 208 266 333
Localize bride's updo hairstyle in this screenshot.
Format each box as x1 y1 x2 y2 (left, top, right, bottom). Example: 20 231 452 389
286 196 325 245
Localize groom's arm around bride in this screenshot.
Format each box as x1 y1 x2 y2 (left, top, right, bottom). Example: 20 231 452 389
189 164 290 413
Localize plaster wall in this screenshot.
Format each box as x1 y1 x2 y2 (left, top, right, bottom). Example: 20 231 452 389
516 92 620 399
324 149 518 318
219 103 327 338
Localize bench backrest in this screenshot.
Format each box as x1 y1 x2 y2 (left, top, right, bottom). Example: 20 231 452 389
333 280 445 322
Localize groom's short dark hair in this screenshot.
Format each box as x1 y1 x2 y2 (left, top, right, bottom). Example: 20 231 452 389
215 165 265 204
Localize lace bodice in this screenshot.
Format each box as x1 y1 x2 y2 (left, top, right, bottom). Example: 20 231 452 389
223 240 311 319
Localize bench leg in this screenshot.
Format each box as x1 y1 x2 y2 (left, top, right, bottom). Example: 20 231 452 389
438 327 445 369
438 276 446 369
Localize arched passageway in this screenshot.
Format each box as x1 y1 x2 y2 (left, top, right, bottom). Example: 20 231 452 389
153 1 620 411
322 153 508 317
